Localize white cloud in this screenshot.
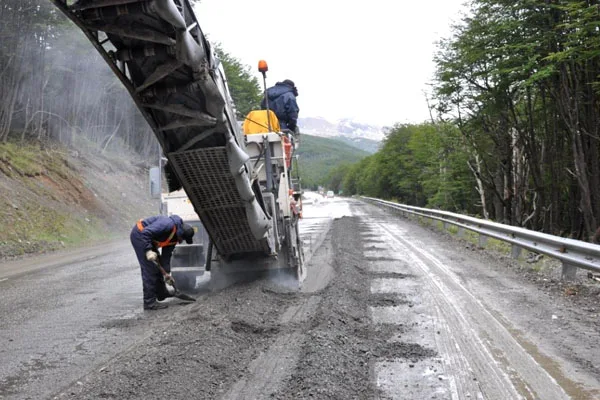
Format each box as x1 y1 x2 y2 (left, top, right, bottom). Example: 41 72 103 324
194 0 467 126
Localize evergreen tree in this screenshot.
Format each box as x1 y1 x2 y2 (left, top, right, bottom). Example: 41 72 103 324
214 44 262 119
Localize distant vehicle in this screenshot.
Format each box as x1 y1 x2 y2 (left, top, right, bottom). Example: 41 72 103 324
326 190 335 198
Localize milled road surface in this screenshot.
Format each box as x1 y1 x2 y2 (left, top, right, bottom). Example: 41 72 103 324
1 196 599 399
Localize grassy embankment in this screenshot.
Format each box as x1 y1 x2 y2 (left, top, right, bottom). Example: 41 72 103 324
0 139 154 259
295 134 370 189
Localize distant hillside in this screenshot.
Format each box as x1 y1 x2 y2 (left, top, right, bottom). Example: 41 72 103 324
298 116 385 154
294 134 370 189
336 136 381 154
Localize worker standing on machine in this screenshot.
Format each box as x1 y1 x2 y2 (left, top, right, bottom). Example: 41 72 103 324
260 79 299 133
130 215 195 310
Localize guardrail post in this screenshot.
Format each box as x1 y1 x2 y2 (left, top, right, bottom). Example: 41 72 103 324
479 234 488 248
443 222 449 231
561 262 577 281
511 244 522 259
457 227 464 238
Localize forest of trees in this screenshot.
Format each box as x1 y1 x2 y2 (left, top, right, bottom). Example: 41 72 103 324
214 45 263 118
333 0 600 241
0 1 156 155
0 1 261 158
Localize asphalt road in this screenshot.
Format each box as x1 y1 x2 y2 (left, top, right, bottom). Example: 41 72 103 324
0 194 333 400
1 196 599 399
0 240 152 399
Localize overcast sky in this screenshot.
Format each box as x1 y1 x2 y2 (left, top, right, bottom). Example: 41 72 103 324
194 1 468 127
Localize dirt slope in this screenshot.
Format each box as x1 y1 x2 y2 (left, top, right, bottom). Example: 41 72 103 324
0 139 156 260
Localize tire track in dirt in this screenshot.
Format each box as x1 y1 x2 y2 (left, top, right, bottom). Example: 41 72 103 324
221 204 357 399
220 209 337 398
221 242 330 399
267 214 437 399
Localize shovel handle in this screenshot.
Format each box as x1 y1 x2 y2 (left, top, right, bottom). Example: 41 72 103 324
153 260 194 301
152 259 173 283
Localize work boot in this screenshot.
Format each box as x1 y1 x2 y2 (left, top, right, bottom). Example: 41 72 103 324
144 301 168 310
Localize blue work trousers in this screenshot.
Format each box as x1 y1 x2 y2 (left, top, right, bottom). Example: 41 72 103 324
130 226 170 306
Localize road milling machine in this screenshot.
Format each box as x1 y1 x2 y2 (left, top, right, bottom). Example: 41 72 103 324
51 0 305 281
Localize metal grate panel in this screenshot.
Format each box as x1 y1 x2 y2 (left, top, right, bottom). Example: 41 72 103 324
169 147 269 256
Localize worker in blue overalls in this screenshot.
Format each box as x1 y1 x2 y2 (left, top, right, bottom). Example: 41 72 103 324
130 215 195 310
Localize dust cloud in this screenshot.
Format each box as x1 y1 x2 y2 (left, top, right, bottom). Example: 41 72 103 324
2 3 157 157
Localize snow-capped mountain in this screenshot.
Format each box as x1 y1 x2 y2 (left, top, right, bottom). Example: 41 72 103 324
298 117 386 141
298 117 386 154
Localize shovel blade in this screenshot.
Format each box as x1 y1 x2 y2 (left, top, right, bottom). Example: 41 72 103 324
174 291 196 302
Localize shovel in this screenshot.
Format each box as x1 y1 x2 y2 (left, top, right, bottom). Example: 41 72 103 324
152 259 196 302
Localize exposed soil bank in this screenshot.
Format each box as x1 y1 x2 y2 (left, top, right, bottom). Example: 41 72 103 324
0 140 155 260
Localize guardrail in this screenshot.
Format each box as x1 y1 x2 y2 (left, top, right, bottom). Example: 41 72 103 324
361 196 600 279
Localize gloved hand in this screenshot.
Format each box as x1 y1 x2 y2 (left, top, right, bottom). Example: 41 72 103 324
145 250 158 262
164 274 175 286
